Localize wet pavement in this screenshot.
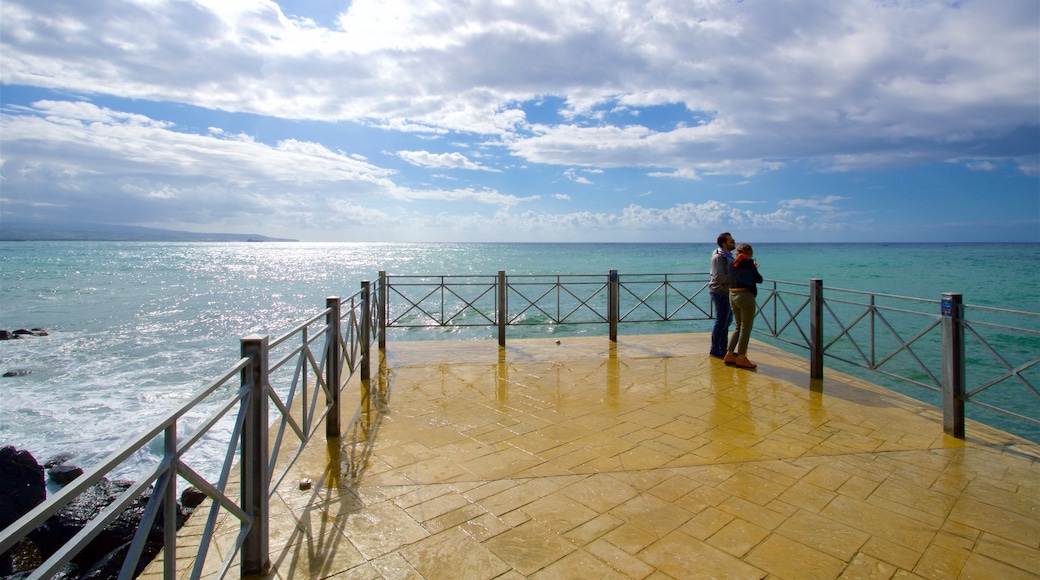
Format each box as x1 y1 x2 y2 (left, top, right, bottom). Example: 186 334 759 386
151 333 1040 579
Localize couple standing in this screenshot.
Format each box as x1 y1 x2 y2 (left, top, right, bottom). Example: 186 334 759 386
708 232 762 369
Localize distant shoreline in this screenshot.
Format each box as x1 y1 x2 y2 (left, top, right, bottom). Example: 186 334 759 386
0 223 298 243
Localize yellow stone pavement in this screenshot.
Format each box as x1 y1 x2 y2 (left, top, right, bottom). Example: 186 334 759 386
161 334 1040 579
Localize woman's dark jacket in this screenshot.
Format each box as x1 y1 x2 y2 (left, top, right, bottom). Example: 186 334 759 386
730 255 763 297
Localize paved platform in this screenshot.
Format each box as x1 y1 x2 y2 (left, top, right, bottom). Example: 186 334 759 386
183 334 1040 578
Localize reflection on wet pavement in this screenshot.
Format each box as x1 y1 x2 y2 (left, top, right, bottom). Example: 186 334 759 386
150 334 1040 579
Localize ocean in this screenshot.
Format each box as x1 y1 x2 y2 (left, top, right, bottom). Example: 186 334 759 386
2 241 1038 480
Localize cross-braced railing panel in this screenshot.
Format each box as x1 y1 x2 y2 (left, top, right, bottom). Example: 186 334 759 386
0 356 255 580
508 275 608 325
820 292 944 393
340 292 364 374
386 275 498 327
616 274 713 323
267 310 339 494
0 284 378 580
756 281 813 350
384 273 716 331
960 305 1040 428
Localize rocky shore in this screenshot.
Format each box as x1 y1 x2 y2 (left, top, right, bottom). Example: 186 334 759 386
1 329 48 378
1 446 202 579
0 329 49 341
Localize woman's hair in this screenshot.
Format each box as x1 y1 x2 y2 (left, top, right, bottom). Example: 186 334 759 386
736 243 753 257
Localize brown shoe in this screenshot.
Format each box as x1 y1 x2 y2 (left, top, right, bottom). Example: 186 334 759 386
734 354 757 369
723 352 737 365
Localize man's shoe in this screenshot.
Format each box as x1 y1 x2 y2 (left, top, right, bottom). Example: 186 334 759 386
709 351 725 359
734 354 757 369
723 352 737 365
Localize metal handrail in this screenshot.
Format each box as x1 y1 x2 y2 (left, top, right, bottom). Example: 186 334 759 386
0 358 251 579
384 272 715 330
384 272 1038 436
3 271 1036 579
0 284 376 579
755 281 1039 431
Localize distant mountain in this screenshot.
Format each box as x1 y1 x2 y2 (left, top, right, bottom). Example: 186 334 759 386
0 222 298 242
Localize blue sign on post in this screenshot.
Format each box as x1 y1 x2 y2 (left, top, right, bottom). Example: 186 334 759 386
941 297 953 317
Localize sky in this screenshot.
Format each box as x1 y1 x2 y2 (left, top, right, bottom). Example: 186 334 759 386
1 0 1038 243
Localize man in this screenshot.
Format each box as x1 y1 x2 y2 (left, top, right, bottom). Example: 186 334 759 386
708 232 736 359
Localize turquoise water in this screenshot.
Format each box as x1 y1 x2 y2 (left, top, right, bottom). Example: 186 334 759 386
1 241 1038 476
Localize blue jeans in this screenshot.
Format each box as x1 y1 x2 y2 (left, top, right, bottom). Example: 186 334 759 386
710 291 732 355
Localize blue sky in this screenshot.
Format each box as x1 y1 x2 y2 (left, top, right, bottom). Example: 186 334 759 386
1 0 1037 242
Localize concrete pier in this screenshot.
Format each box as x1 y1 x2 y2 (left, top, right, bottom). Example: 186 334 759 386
150 334 1040 578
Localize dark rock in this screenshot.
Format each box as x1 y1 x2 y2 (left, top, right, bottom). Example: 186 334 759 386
3 369 33 377
27 478 186 575
180 486 207 509
2 448 190 578
44 453 77 469
0 447 46 530
3 538 42 576
48 464 84 486
4 328 48 339
0 447 46 575
27 478 132 557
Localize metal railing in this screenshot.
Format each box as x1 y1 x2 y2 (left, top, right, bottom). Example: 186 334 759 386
382 271 1038 440
0 284 379 579
383 270 714 344
755 280 1040 438
3 270 1036 579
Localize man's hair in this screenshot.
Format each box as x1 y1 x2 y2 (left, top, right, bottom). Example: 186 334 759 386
717 232 732 247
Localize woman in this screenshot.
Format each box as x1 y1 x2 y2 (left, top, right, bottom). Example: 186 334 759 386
725 243 763 369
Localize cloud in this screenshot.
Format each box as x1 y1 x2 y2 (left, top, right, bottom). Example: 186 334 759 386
0 100 527 231
563 168 593 185
385 185 535 206
964 160 997 172
396 150 499 171
1 100 392 185
405 199 846 242
648 168 700 180
780 195 851 212
0 0 1036 242
1 0 1034 175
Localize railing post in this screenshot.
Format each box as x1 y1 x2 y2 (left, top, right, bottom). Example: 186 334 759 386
361 281 371 382
498 271 507 347
378 271 387 351
326 297 341 439
942 293 966 438
609 270 619 342
810 279 823 380
240 334 270 577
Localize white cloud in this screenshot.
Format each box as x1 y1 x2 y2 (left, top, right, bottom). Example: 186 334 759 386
964 160 996 172
0 100 528 230
384 185 535 206
1 0 1033 175
780 195 851 212
0 0 1036 241
563 168 593 185
648 168 700 180
396 150 499 171
396 199 836 243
